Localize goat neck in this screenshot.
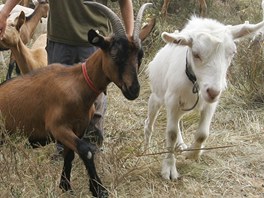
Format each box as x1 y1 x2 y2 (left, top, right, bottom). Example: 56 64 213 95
21 2 49 43
82 49 109 95
9 39 31 74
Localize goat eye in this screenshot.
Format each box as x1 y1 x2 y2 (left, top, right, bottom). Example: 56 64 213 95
138 49 144 60
192 52 201 60
138 49 144 67
110 47 118 57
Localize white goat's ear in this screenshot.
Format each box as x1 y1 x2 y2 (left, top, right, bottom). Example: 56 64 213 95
161 31 192 47
228 20 264 39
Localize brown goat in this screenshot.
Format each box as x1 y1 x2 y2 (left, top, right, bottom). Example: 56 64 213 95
1 11 47 74
161 0 207 17
0 2 155 198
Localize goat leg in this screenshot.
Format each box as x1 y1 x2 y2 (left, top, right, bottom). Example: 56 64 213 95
59 149 75 192
76 139 108 198
87 157 108 198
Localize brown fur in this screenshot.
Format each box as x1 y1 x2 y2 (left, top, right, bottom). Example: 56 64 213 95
2 11 47 74
19 1 49 44
1 1 49 79
0 13 155 197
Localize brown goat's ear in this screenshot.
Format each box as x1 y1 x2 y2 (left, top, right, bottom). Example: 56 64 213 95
139 17 156 42
15 11 26 31
88 29 108 50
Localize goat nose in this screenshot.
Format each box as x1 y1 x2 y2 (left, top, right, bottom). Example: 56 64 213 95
129 83 140 96
206 88 220 100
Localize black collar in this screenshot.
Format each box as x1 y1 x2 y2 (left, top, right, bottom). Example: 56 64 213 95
185 51 199 94
182 50 200 111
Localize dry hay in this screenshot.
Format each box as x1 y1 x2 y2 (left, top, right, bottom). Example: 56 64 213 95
0 0 264 197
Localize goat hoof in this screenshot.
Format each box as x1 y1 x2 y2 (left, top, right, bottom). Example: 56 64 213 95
59 180 72 193
161 157 180 181
90 187 108 198
184 149 202 161
98 189 109 198
176 143 187 151
89 179 108 198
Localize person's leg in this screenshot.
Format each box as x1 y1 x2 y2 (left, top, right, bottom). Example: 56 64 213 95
83 93 107 147
46 39 76 65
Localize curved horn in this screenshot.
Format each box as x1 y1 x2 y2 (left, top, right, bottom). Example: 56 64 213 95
84 1 126 38
133 3 153 44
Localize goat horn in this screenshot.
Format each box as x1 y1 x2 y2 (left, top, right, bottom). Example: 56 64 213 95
133 3 153 45
83 1 126 38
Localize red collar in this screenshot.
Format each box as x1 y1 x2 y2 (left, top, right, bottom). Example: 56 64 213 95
82 62 101 95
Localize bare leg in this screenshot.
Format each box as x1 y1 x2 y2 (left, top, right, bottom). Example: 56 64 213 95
161 0 171 16
198 0 207 17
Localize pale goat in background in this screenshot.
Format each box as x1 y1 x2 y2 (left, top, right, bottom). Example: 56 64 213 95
0 1 48 73
1 11 47 74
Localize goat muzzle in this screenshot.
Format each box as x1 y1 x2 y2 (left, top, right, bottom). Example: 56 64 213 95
121 82 140 100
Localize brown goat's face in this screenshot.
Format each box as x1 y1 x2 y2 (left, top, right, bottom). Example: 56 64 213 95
1 20 20 47
106 37 142 100
88 30 142 100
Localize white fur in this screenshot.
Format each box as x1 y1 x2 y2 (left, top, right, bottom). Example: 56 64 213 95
144 16 264 180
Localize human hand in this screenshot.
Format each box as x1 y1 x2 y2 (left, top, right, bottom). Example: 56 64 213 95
0 12 8 39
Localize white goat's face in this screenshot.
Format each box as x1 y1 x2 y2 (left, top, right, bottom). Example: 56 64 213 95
162 16 264 103
162 31 236 103
188 32 237 103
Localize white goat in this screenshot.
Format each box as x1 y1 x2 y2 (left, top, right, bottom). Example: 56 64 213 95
144 16 264 180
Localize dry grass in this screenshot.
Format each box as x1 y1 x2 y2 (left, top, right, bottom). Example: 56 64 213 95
1 0 264 197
